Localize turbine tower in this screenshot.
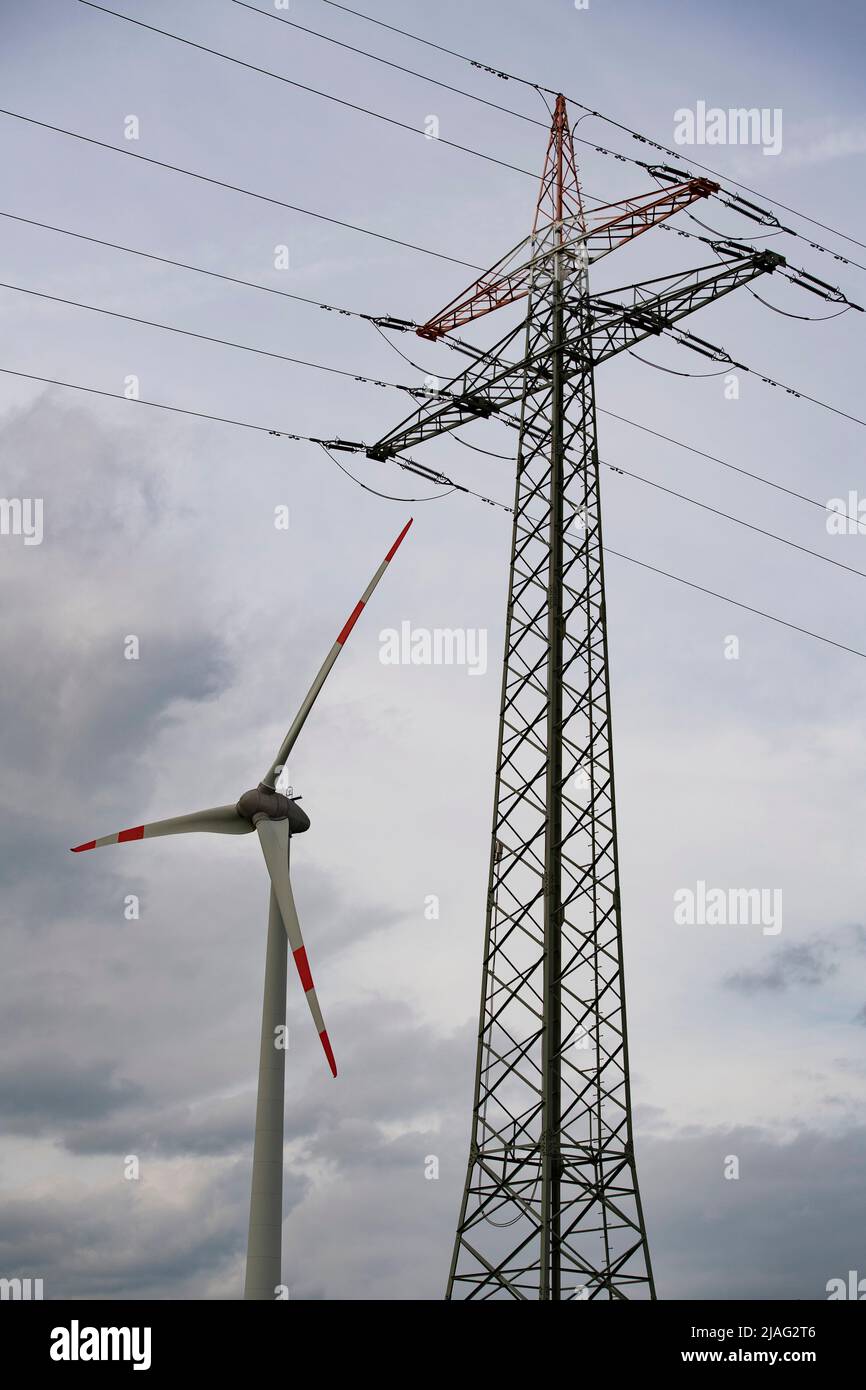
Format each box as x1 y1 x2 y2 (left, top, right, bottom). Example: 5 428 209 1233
368 96 785 1299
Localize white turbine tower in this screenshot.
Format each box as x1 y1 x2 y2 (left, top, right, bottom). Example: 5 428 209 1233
71 518 413 1298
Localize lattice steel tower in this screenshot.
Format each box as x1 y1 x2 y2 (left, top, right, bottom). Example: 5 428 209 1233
368 96 784 1299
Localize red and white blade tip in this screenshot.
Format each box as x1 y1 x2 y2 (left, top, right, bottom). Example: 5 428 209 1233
319 1030 337 1078
70 826 144 852
292 945 337 1078
385 516 413 561
336 517 413 649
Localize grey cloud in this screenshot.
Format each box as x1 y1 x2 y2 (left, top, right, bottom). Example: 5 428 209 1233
0 1160 256 1300
725 939 838 993
61 1089 255 1159
723 924 866 994
0 1057 142 1134
640 1123 866 1301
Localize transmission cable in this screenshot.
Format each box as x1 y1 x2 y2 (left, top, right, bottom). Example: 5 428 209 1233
434 332 865 524
319 443 454 504
232 0 549 130
0 278 428 398
742 286 851 322
600 460 866 581
2 361 863 657
9 202 855 523
0 108 482 271
12 205 847 525
309 0 866 260
77 2 539 181
0 210 412 326
626 352 730 379
595 406 861 525
653 328 866 430
605 549 866 661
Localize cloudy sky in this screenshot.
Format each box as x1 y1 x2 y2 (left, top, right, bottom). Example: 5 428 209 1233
1 0 865 1301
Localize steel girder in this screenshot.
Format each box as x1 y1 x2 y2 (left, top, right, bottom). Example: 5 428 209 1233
366 249 784 464
443 217 657 1297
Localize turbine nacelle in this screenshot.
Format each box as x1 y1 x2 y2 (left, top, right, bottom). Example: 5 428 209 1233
236 784 310 835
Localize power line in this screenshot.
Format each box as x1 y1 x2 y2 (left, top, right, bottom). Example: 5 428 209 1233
75 1 613 220
2 360 860 660
316 0 545 91
0 278 426 396
454 425 866 579
312 0 866 259
10 202 856 528
595 406 847 517
0 210 409 327
319 442 504 510
601 409 866 530
9 269 862 555
41 260 866 484
652 204 866 293
0 362 502 510
434 336 865 523
77 2 539 181
233 1 866 280
0 108 481 272
657 326 866 431
233 0 549 130
601 459 866 581
0 362 321 438
319 443 456 504
605 548 866 661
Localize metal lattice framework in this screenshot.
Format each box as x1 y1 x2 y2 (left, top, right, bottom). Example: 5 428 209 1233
369 94 784 1300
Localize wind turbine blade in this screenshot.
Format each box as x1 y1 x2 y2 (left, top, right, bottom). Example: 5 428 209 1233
262 516 413 788
256 816 337 1077
71 805 251 852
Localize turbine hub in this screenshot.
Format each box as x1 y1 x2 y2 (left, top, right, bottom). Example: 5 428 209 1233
236 784 310 834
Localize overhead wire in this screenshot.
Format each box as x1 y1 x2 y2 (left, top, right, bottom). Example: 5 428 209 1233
77 2 540 182
433 331 866 523
0 210 408 325
5 204 857 529
653 327 866 430
5 7 862 652
2 360 864 656
307 0 866 261
606 549 866 661
596 405 863 523
319 443 455 504
0 278 428 397
231 0 549 130
0 108 483 272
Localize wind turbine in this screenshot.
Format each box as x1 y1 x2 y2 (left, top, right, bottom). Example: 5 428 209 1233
71 517 413 1298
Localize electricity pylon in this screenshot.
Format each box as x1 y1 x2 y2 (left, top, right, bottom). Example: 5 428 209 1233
370 95 784 1300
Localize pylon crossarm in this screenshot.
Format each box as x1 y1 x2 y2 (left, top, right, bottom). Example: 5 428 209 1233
371 250 783 462
415 230 539 343
587 250 785 365
416 177 720 341
367 315 529 459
